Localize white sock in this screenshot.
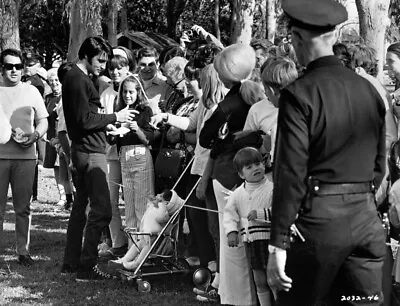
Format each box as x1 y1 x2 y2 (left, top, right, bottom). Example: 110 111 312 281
257 290 272 306
211 272 219 289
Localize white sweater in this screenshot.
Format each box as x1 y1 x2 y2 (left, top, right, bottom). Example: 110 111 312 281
100 85 118 161
223 175 274 242
244 98 278 160
0 103 11 144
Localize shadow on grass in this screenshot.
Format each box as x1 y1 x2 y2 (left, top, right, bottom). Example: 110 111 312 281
1 202 212 306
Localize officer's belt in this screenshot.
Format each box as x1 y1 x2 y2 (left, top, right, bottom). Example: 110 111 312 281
316 182 373 196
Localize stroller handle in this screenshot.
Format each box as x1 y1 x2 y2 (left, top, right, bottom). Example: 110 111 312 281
171 155 195 191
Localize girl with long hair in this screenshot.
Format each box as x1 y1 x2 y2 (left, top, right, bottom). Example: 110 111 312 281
113 75 155 232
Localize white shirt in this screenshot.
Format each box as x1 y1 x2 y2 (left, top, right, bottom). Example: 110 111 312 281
244 98 278 160
0 103 11 144
100 85 119 160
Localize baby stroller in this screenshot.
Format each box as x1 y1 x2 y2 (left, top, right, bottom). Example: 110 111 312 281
118 158 200 293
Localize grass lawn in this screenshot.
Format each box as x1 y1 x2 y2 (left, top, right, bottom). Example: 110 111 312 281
0 167 215 305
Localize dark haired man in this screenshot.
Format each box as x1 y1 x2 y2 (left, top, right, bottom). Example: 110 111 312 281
61 36 137 281
267 0 387 305
0 48 48 267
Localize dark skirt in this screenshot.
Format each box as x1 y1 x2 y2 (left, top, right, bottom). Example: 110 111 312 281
43 143 58 168
246 239 269 270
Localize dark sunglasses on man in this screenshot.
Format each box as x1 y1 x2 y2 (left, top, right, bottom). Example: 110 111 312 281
3 63 24 71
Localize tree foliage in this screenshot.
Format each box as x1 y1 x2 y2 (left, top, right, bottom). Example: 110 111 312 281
125 0 166 33
20 0 69 67
388 0 400 43
9 0 398 65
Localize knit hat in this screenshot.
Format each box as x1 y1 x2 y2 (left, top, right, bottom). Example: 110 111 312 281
166 190 185 216
213 43 256 84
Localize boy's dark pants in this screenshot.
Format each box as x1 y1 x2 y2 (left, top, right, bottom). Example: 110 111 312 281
277 193 386 306
63 148 112 269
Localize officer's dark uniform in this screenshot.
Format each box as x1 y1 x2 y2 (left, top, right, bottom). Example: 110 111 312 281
270 0 387 305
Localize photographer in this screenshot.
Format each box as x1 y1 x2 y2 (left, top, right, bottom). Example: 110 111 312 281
180 25 224 56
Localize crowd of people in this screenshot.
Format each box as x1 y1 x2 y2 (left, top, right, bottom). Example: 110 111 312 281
2 0 400 304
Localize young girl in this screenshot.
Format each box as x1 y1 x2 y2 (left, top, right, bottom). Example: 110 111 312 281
223 147 274 306
112 75 155 233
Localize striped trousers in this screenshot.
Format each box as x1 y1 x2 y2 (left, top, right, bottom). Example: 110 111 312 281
120 145 154 231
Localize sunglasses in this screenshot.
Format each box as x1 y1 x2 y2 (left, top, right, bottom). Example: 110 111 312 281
139 62 157 68
3 63 23 71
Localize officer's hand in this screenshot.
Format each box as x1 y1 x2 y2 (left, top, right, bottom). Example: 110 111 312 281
267 248 292 293
247 210 257 221
227 231 239 247
116 106 139 123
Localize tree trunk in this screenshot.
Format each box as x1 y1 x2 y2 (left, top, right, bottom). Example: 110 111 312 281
107 0 118 47
231 0 256 44
67 0 103 62
214 0 221 40
259 0 267 39
355 0 390 80
266 0 276 43
230 0 237 41
166 0 187 39
120 0 128 33
0 0 20 52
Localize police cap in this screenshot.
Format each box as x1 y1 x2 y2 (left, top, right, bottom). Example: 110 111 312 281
282 0 348 32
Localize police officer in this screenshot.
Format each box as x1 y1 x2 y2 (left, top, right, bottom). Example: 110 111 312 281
266 0 387 305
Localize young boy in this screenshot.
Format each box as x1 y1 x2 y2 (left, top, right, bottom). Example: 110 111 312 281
244 56 298 161
223 147 274 306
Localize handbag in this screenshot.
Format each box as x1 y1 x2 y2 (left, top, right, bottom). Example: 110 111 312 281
154 128 187 187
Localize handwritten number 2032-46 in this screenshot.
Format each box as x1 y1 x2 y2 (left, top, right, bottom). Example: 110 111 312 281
340 295 379 302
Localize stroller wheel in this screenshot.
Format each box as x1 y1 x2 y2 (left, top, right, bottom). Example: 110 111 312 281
192 267 212 288
137 279 151 293
176 257 191 274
